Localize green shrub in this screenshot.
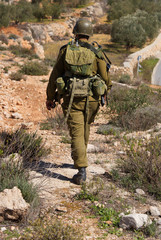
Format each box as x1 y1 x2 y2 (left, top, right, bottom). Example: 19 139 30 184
22 218 83 240
0 46 7 51
118 74 131 84
9 45 38 59
108 85 154 130
112 136 161 200
0 34 8 44
121 105 161 131
0 157 38 204
76 177 104 202
20 61 49 75
0 129 50 163
8 34 19 40
10 72 24 81
40 107 67 132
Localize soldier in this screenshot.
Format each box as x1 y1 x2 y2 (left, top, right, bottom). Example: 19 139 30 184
46 18 112 185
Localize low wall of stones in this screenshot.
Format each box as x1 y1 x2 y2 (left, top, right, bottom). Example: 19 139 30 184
123 32 161 77
110 32 161 78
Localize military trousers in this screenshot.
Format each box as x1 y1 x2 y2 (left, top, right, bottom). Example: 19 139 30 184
62 98 99 169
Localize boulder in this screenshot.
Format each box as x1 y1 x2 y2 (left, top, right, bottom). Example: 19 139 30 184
0 187 30 221
120 213 152 229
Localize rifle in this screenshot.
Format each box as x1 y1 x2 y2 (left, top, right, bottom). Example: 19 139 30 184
92 42 111 107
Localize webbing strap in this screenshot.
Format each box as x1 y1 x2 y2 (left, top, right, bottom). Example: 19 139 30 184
64 78 76 122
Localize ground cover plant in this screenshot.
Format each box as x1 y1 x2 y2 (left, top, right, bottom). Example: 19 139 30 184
0 129 50 204
111 136 161 200
21 217 83 240
9 45 39 59
20 61 49 76
108 84 161 130
0 129 50 206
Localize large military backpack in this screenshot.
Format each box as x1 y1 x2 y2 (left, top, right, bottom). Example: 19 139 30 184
56 41 108 121
56 41 107 98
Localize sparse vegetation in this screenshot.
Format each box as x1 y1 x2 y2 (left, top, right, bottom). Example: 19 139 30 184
20 61 49 75
21 218 83 240
10 71 24 81
0 129 50 163
108 85 161 130
111 136 161 200
9 45 39 59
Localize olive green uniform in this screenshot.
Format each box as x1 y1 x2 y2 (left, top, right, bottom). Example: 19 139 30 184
46 39 112 169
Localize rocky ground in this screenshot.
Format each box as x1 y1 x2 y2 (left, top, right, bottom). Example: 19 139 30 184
0 47 161 240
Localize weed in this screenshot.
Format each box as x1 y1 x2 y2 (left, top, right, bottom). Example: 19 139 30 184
142 221 157 237
40 107 67 132
3 66 9 73
40 79 48 83
97 124 121 136
108 84 161 130
76 177 104 202
10 71 24 81
20 61 49 76
61 135 71 144
0 46 7 51
0 129 50 163
118 74 131 84
8 34 19 40
111 136 161 200
21 218 83 240
0 153 39 205
9 45 38 59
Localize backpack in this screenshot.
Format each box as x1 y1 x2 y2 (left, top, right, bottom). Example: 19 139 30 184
56 41 107 98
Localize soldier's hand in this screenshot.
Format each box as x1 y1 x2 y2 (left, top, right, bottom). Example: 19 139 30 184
46 100 55 110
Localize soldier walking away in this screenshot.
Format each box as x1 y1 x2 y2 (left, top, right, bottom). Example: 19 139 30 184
46 18 112 185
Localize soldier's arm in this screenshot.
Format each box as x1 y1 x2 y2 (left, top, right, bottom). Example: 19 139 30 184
46 48 66 101
97 57 112 92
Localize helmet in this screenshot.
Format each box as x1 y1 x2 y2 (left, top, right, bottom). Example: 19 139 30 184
73 18 93 37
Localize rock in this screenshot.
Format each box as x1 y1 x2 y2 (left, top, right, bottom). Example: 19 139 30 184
149 206 161 216
120 213 152 229
11 112 23 119
21 122 34 129
1 227 7 232
156 218 161 225
87 144 99 153
3 111 11 118
55 206 67 213
135 189 145 195
33 42 45 59
0 216 4 223
0 187 30 221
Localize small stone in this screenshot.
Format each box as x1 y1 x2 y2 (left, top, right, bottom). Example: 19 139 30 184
11 112 23 119
55 206 67 213
3 111 11 118
87 144 99 153
135 189 145 195
156 218 161 225
1 227 6 232
149 206 161 216
0 216 4 223
10 226 16 231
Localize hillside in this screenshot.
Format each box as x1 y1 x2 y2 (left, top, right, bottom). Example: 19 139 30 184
0 2 161 240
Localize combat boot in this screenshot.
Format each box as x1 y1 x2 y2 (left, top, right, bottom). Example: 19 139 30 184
72 167 86 185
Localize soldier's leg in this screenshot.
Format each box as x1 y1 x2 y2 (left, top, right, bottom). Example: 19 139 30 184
62 101 87 169
85 101 100 146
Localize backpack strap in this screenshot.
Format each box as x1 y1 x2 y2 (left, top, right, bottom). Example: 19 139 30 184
78 41 104 60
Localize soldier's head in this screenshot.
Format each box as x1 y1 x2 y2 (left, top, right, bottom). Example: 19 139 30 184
73 18 93 40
